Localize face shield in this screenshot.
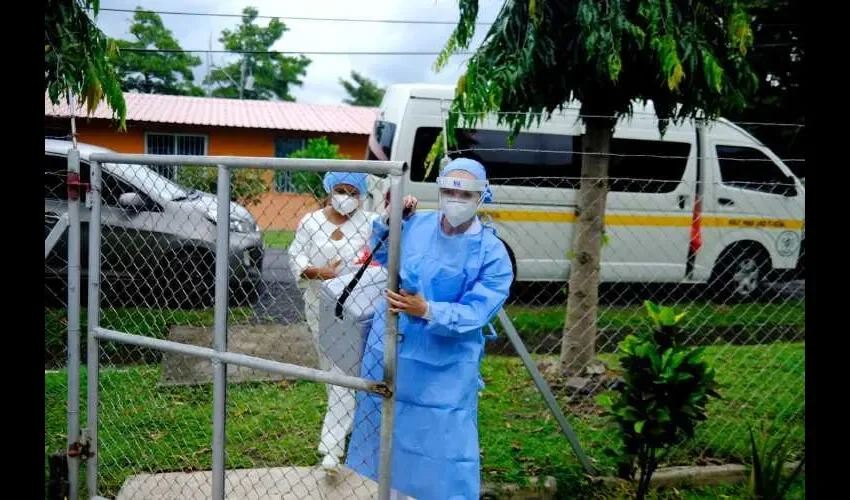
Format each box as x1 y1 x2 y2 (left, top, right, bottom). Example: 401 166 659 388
436 176 489 227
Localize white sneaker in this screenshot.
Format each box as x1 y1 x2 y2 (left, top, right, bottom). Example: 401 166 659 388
321 454 340 473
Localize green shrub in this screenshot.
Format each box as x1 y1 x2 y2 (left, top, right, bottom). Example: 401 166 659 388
747 424 806 500
277 137 348 197
176 166 268 207
597 301 721 499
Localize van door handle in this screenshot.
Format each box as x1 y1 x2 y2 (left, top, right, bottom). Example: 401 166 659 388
677 195 688 209
718 197 735 206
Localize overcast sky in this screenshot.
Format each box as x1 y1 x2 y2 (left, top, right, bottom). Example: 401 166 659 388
95 0 504 105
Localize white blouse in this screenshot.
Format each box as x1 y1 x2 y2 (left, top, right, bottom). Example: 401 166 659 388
288 207 380 287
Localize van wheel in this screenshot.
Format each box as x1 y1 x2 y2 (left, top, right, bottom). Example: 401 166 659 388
709 244 770 303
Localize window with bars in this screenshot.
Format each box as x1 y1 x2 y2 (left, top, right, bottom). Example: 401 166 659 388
145 133 208 179
274 137 307 193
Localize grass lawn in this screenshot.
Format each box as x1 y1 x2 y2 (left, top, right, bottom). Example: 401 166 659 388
46 300 804 368
505 300 804 333
45 307 257 369
263 230 295 249
45 342 804 498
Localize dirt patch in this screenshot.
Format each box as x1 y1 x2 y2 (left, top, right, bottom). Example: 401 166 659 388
486 325 804 357
159 323 318 387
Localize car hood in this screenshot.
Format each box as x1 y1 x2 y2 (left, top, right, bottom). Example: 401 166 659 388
183 192 256 222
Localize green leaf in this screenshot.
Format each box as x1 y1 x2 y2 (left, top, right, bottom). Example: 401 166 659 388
701 51 724 93
634 421 645 434
528 0 541 25
607 53 622 82
644 301 661 321
596 393 614 408
424 132 446 180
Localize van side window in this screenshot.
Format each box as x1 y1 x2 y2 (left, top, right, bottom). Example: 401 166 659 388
608 138 691 193
716 145 793 194
411 127 581 188
410 127 690 193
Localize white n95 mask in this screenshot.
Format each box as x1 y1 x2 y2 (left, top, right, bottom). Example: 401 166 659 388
332 194 359 215
441 197 478 227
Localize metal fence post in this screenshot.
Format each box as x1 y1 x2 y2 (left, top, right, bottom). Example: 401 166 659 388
86 160 103 497
66 147 81 500
211 164 231 500
377 171 405 500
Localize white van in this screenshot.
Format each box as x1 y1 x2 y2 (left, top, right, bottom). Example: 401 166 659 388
364 83 805 300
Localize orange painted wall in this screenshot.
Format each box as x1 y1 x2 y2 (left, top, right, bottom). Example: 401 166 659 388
45 118 369 231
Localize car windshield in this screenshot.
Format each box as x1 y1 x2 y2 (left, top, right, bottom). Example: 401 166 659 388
106 163 194 201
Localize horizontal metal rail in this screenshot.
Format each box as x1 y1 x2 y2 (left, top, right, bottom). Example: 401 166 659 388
88 153 406 176
93 327 391 396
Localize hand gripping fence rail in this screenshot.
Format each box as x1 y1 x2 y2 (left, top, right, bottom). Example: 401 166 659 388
76 153 407 500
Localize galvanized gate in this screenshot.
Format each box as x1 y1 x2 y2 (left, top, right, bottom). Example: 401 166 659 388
62 151 406 500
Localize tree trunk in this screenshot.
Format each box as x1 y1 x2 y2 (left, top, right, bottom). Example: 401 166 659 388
559 119 614 375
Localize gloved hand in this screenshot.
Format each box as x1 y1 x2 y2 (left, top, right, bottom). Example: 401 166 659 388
383 193 419 223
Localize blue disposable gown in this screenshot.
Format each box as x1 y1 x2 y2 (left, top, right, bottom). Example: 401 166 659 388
345 211 514 499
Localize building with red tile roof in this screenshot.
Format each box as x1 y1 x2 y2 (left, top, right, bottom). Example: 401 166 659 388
45 92 379 230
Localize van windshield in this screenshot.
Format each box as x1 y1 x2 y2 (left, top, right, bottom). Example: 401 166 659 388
107 163 190 201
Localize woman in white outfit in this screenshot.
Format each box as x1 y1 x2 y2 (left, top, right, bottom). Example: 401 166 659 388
287 171 379 471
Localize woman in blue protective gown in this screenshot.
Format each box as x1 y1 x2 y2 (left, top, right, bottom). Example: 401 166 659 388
344 158 515 499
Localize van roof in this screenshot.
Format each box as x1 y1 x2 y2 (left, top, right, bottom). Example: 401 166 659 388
394 83 660 115
389 83 762 145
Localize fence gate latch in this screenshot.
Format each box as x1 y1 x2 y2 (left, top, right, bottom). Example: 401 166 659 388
66 172 89 202
67 430 94 461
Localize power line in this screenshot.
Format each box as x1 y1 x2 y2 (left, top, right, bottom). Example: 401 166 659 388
119 48 470 56
100 7 493 26
116 44 794 56
100 6 804 29
754 42 804 48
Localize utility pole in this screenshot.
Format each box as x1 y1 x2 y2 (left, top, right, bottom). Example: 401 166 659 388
206 33 213 97
239 56 247 99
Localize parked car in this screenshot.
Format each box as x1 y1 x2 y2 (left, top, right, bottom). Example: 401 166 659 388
44 139 264 308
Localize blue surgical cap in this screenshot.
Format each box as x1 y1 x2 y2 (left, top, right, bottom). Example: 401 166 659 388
442 158 487 181
441 157 494 203
323 171 369 196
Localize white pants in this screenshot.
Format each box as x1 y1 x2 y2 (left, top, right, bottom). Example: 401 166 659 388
305 287 356 460
390 490 415 500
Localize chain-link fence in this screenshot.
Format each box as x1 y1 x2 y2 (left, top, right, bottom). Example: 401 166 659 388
45 141 804 497
475 171 804 481
45 154 76 498
46 151 406 500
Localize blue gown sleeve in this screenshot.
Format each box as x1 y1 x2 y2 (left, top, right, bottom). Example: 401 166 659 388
425 236 514 336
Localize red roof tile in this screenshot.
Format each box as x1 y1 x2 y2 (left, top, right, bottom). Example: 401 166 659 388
45 92 379 135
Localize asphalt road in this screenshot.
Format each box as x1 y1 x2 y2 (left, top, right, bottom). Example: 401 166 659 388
251 249 305 324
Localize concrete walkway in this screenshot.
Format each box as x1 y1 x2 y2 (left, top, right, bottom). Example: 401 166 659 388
116 466 377 500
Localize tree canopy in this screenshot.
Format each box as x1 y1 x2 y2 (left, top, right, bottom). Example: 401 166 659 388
437 0 759 139
45 0 126 128
340 71 386 107
728 0 804 174
112 8 204 96
438 0 761 376
205 6 311 101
